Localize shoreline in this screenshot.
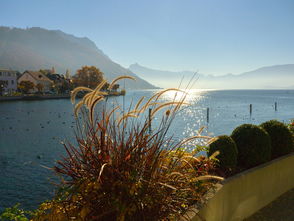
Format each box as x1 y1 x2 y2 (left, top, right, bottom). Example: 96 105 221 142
0 91 124 102
0 94 70 102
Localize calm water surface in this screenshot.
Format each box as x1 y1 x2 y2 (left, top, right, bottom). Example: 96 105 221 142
0 89 293 210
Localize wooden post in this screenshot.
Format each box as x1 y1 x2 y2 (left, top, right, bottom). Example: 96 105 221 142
250 104 252 116
275 102 277 111
148 108 152 134
207 107 209 123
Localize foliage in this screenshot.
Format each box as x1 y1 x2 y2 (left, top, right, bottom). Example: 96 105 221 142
73 66 104 89
289 120 294 148
18 81 35 94
231 124 271 169
288 119 294 135
56 81 72 94
208 135 238 174
0 204 30 221
260 120 294 158
11 92 22 96
32 76 222 221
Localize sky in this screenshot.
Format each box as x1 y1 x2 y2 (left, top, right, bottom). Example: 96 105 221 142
1 0 294 75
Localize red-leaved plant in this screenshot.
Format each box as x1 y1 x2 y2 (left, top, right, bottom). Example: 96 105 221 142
33 76 222 221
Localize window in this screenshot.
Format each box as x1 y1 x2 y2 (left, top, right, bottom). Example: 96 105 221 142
0 72 2 76
11 80 14 85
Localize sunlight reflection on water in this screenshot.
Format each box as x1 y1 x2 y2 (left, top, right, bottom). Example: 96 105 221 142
0 89 294 211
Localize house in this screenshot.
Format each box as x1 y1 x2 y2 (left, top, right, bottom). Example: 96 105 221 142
0 69 18 95
18 70 53 93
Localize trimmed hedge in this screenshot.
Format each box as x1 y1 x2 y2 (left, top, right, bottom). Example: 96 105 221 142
231 124 271 169
260 120 294 159
208 135 238 172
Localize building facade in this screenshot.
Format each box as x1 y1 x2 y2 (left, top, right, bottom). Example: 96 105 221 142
0 69 18 95
18 70 53 93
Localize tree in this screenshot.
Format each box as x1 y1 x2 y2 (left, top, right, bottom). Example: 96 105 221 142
36 83 44 93
0 80 7 96
18 81 35 94
58 80 71 94
73 66 104 89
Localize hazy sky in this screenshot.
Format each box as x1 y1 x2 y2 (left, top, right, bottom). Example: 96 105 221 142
1 0 294 75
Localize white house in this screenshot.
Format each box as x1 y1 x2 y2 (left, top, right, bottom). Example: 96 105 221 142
18 70 53 93
0 69 17 94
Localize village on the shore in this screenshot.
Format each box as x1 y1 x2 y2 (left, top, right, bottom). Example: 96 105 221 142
0 66 123 99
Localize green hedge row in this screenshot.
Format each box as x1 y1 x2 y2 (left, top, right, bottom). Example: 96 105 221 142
208 119 294 174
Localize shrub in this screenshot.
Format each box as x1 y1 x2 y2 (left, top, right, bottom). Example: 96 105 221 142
208 135 238 173
0 203 30 221
32 76 222 221
231 124 271 169
288 119 294 135
260 120 294 158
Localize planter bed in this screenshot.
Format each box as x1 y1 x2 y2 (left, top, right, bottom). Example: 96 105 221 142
187 153 294 221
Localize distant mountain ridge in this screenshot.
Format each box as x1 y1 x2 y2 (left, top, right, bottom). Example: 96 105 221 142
129 63 294 89
0 26 156 89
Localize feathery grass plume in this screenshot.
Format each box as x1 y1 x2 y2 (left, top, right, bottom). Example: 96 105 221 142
140 88 187 112
117 113 138 126
71 87 93 104
151 101 188 117
209 150 220 160
88 80 107 104
108 75 136 90
134 96 145 111
89 96 104 123
193 175 224 181
33 75 222 221
74 100 84 118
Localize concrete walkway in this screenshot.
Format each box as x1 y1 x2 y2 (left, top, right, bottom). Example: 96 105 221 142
245 188 294 221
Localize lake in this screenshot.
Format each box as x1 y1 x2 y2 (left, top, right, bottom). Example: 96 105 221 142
0 89 293 211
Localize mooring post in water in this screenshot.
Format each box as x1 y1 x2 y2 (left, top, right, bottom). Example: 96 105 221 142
275 102 277 111
148 108 152 134
249 104 252 116
207 107 209 123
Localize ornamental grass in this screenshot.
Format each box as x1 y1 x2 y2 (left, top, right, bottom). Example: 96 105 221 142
33 76 222 221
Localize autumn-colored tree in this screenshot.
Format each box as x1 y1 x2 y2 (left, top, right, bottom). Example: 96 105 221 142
18 81 35 94
36 83 44 93
73 66 104 89
58 80 72 94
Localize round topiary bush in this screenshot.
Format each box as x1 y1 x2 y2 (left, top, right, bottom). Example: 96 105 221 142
260 120 294 159
208 135 238 172
231 124 271 169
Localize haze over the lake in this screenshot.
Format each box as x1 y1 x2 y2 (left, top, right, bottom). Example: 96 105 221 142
1 0 294 89
1 0 294 74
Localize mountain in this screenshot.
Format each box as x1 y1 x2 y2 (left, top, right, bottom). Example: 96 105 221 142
129 63 294 89
0 26 156 89
129 63 197 88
